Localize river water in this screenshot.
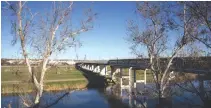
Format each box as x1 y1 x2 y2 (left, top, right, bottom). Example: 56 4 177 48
2 89 110 108
2 80 211 108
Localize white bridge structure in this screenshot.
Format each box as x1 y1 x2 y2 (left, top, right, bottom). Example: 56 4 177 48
76 56 211 107
78 62 148 107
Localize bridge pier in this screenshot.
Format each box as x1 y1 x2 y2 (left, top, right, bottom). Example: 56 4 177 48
129 67 134 94
105 65 108 75
90 65 94 71
93 65 97 73
133 69 137 89
84 64 87 69
129 67 135 107
119 67 148 108
86 64 89 70
99 65 107 76
87 64 90 70
145 69 147 85
97 65 100 73
77 57 211 108
93 65 97 72
89 65 92 71
111 67 122 81
119 68 124 97
110 66 115 79
94 65 100 73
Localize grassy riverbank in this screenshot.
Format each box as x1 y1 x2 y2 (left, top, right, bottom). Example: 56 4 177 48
2 66 85 81
1 65 87 94
1 65 198 94
2 80 87 95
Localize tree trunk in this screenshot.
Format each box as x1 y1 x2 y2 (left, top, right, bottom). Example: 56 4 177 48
34 58 48 104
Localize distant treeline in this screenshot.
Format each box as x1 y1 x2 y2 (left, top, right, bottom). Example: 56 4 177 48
1 58 107 66
1 59 74 66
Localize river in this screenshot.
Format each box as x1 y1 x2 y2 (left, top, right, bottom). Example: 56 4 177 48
2 64 211 108
2 80 211 108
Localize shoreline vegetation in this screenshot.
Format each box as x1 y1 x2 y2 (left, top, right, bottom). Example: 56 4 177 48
2 65 199 95
2 80 87 95
1 65 87 95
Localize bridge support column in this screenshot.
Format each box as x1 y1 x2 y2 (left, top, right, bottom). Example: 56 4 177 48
94 65 99 73
89 65 91 70
87 65 90 70
91 65 94 71
119 68 124 96
104 65 108 76
129 67 134 93
133 69 137 89
129 67 135 107
112 68 121 82
100 65 107 76
97 65 100 73
90 65 92 71
144 69 148 86
93 65 97 73
93 65 100 73
110 66 115 79
119 68 122 79
86 65 88 70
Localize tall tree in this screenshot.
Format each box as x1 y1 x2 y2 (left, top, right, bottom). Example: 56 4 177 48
3 1 95 107
127 2 197 107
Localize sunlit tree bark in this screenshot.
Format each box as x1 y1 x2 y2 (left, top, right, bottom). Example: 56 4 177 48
3 1 95 107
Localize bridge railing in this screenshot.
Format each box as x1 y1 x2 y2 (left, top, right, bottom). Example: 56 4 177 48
108 57 211 74
77 56 211 75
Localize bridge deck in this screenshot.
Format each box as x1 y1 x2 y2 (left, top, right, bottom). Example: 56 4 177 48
77 57 211 74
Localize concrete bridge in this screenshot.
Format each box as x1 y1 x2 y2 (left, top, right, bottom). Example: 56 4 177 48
76 56 211 107
77 56 211 80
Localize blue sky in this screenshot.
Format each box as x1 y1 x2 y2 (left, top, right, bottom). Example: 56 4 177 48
2 1 140 60
2 1 208 60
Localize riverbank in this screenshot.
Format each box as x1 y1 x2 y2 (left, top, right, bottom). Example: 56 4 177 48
1 65 199 95
2 80 87 95
1 65 88 95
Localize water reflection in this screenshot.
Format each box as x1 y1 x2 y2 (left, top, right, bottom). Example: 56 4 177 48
2 80 211 108
2 64 128 108
2 63 211 108
2 90 110 108
113 80 211 108
41 90 109 108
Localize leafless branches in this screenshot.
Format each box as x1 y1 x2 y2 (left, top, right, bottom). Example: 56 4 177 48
127 1 209 107
4 1 95 107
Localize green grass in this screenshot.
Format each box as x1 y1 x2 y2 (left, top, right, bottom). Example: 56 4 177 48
1 66 87 94
1 65 157 94
120 68 154 81
1 80 88 94
107 66 111 71
2 66 85 81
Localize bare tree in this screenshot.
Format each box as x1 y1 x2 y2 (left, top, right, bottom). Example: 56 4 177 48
185 1 211 48
3 1 95 107
127 2 198 107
